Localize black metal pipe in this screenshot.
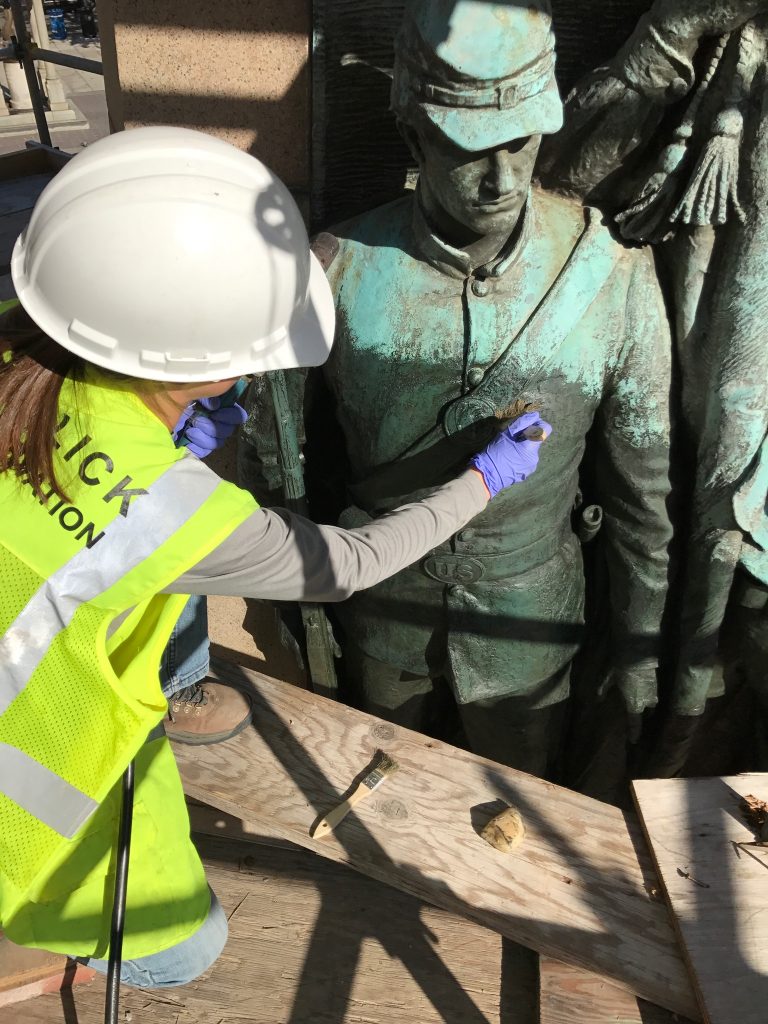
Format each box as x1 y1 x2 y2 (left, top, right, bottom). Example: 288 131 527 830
104 761 135 1024
29 45 103 76
8 0 51 147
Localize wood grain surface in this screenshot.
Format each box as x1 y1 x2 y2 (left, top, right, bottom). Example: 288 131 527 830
633 774 768 1024
539 957 691 1023
2 836 528 1024
172 662 698 1019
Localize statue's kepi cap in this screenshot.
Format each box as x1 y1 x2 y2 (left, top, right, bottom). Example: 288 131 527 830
391 0 563 152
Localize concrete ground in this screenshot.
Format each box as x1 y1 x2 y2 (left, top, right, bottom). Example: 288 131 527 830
0 17 108 154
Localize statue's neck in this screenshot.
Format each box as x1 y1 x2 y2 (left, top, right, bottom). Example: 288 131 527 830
420 190 523 273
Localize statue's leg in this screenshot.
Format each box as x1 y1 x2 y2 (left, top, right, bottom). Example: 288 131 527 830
741 604 768 769
343 640 447 734
456 666 569 778
719 575 768 771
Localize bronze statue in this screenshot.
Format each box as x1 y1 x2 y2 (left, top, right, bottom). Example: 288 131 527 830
541 0 768 772
301 0 674 779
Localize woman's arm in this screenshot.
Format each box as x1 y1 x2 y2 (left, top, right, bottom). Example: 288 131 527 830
164 470 489 602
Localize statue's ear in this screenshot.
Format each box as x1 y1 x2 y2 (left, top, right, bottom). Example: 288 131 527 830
396 118 424 165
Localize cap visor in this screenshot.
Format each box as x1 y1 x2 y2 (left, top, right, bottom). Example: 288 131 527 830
426 78 563 152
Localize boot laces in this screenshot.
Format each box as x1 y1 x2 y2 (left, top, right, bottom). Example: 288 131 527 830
169 682 209 720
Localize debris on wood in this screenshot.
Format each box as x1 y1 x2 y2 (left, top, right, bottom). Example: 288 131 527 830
479 806 526 853
676 867 709 889
740 794 768 844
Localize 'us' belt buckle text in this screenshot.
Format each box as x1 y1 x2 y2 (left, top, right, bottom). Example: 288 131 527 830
422 555 485 584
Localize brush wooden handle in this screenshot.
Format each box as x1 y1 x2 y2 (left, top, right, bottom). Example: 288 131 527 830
311 783 371 839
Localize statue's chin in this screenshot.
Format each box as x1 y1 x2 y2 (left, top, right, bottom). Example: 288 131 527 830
459 205 522 238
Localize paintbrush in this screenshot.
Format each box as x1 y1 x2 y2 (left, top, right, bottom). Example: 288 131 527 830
495 400 548 441
311 752 399 839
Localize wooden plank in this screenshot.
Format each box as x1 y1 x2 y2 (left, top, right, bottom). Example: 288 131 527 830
0 146 69 183
172 661 698 1020
0 937 63 994
0 935 94 1010
633 774 768 1024
4 835 524 1024
539 957 691 1024
0 209 34 271
186 796 301 850
0 174 53 217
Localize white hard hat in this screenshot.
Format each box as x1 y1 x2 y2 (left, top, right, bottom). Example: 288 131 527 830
11 126 335 381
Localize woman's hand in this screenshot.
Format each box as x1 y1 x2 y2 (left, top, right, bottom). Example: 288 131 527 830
469 410 551 499
172 395 248 459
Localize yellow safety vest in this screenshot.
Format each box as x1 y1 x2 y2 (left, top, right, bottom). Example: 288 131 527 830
0 366 257 959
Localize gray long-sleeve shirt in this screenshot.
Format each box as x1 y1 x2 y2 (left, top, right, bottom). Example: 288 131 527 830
165 470 488 601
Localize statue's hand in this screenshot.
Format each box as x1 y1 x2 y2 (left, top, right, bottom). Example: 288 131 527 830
468 411 551 499
538 67 660 197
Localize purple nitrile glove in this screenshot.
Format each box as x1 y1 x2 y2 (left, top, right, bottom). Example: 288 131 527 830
172 395 248 459
172 402 195 444
469 410 552 499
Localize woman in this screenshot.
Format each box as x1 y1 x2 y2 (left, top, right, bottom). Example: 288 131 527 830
0 126 550 987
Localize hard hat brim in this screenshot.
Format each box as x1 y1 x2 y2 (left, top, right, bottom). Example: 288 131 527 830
420 75 563 152
12 238 336 382
265 250 336 372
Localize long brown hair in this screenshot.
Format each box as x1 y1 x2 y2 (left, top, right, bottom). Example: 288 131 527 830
0 303 84 501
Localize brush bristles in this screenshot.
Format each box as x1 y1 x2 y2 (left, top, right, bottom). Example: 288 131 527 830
362 753 399 790
377 753 399 775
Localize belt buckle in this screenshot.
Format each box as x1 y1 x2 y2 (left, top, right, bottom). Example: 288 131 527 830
422 554 485 584
442 395 496 436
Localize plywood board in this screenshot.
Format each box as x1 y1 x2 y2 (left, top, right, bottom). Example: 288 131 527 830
3 835 528 1024
539 957 690 1024
172 661 698 1019
633 774 768 1024
0 938 64 996
186 795 300 850
0 209 34 272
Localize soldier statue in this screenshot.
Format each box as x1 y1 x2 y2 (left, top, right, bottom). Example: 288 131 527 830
302 0 675 780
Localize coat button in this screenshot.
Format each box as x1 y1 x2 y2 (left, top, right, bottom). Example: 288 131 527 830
471 278 490 297
467 366 484 387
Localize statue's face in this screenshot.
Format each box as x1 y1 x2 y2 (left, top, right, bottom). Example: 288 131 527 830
416 126 542 239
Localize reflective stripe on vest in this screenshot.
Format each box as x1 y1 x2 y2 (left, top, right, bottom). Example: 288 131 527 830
0 454 218 717
0 743 97 837
0 453 220 836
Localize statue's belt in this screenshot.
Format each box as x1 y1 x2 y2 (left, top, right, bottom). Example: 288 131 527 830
417 521 575 585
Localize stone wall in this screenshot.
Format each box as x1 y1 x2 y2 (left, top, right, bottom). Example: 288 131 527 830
97 0 310 192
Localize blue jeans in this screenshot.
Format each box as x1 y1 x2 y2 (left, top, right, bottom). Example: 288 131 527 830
83 889 228 987
160 594 210 699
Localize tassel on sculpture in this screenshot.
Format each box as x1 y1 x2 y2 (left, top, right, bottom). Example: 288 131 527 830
669 106 745 227
615 33 730 244
614 130 692 243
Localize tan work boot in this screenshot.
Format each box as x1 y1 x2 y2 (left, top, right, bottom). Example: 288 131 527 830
165 680 252 745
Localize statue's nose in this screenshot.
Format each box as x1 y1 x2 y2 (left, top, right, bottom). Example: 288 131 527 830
489 149 517 196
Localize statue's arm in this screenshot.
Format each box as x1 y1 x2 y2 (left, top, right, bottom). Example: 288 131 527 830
615 0 765 100
541 0 767 198
593 249 674 715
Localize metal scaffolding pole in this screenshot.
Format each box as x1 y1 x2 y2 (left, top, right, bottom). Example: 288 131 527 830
28 45 103 77
3 1 104 148
8 0 51 145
